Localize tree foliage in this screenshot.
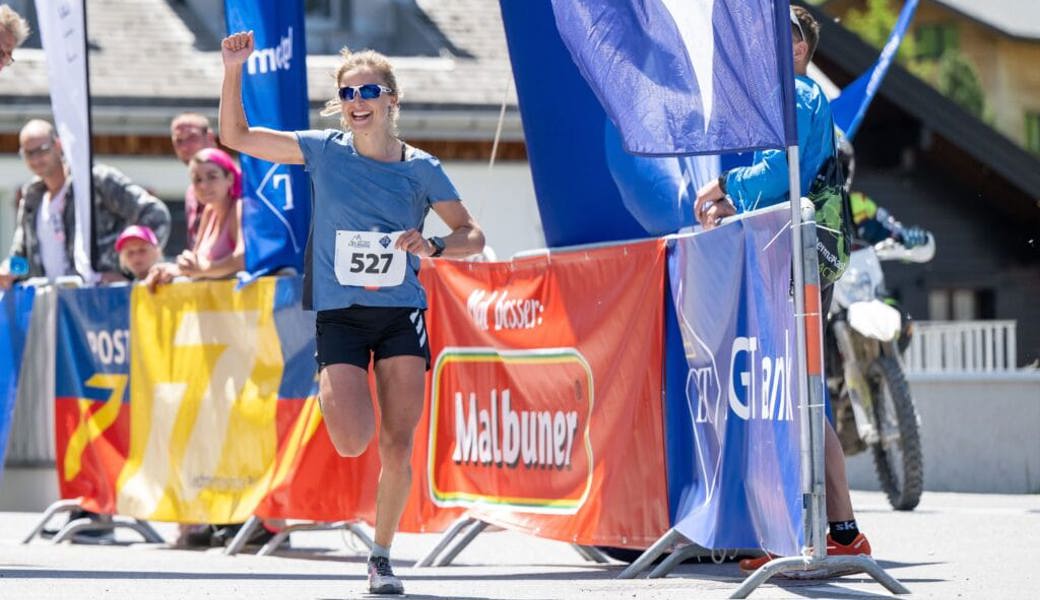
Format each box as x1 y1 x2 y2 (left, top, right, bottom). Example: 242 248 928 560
937 50 986 117
844 0 917 63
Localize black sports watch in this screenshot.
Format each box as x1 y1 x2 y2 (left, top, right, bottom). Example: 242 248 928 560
428 236 446 257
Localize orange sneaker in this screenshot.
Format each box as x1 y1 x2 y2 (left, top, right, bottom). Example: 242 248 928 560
738 533 872 576
827 532 871 558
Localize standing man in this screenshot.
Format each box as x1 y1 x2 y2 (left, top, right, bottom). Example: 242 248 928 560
694 6 872 575
170 112 217 251
0 4 29 74
0 119 171 289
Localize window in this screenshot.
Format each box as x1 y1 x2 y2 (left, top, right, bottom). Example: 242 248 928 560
1026 112 1040 155
915 23 958 60
928 288 996 321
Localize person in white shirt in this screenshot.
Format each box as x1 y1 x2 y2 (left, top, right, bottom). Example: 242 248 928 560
0 119 171 289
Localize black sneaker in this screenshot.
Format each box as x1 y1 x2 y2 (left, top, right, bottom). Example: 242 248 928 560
367 555 404 595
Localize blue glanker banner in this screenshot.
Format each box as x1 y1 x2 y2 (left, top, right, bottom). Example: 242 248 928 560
0 286 36 480
666 207 802 556
225 0 310 278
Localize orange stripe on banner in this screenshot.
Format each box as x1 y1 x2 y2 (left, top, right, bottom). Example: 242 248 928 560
805 284 824 375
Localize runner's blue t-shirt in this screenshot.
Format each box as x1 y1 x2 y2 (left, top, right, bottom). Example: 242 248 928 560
295 129 460 311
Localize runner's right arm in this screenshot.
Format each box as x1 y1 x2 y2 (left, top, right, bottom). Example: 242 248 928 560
219 31 304 165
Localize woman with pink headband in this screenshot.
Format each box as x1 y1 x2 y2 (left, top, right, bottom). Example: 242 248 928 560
147 147 245 290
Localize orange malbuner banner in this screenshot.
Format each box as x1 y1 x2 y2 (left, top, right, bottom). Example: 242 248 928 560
406 239 670 547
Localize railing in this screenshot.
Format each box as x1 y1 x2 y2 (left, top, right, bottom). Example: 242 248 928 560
904 320 1018 374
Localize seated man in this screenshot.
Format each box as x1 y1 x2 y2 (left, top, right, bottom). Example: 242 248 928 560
0 119 171 289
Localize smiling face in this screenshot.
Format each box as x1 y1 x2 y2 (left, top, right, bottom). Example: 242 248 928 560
339 67 397 136
189 160 234 206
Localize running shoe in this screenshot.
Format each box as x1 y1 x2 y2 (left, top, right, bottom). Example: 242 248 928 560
368 555 404 595
738 533 872 576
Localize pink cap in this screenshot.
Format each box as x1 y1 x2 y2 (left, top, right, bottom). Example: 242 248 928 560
115 225 159 252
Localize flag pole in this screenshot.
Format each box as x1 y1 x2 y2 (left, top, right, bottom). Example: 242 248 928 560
82 0 97 273
784 147 828 563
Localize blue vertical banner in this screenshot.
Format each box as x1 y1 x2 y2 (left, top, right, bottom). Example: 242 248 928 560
551 0 796 156
832 0 919 140
224 0 310 277
0 287 36 479
667 208 802 556
498 0 720 246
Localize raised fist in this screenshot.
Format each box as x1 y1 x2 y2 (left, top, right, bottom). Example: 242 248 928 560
221 31 254 67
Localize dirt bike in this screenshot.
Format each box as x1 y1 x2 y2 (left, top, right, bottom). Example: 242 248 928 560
825 235 934 511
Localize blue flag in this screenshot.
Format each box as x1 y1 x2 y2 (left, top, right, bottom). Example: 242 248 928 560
224 0 310 278
832 0 919 140
551 0 797 156
0 287 35 483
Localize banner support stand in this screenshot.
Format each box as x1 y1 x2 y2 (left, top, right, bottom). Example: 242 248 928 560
571 544 610 564
414 516 479 567
617 528 683 578
23 498 163 544
730 147 909 598
224 516 374 556
415 515 613 568
617 527 762 580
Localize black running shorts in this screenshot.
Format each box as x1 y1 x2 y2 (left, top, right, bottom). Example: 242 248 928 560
315 306 430 371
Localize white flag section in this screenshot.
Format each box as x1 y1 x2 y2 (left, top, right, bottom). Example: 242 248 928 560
34 0 95 283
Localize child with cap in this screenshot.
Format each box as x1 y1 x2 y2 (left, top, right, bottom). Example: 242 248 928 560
116 225 162 281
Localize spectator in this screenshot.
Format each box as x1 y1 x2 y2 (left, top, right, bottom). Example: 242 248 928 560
694 6 872 576
145 147 244 291
115 225 161 281
0 4 29 74
170 113 217 250
0 119 171 290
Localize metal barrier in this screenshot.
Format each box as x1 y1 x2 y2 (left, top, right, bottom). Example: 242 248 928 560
904 320 1018 373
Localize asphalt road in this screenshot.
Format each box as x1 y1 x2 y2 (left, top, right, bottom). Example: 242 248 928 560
0 490 1036 599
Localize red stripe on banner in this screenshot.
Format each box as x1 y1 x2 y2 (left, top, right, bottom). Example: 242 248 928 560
253 393 381 524
54 397 130 515
805 284 824 376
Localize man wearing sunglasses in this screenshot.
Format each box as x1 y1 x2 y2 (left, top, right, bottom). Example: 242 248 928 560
693 6 873 576
0 119 172 289
0 3 29 74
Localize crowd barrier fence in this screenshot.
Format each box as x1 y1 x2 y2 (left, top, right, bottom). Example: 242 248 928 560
4 207 908 596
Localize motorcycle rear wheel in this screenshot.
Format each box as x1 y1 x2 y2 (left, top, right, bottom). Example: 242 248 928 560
868 356 923 511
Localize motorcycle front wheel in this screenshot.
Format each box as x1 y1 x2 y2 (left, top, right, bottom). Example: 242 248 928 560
868 356 923 511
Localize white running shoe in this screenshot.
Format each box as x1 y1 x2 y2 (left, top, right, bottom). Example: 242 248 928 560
367 555 404 595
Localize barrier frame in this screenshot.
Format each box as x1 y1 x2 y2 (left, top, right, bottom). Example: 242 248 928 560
619 197 909 598
414 515 610 568
224 516 374 556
